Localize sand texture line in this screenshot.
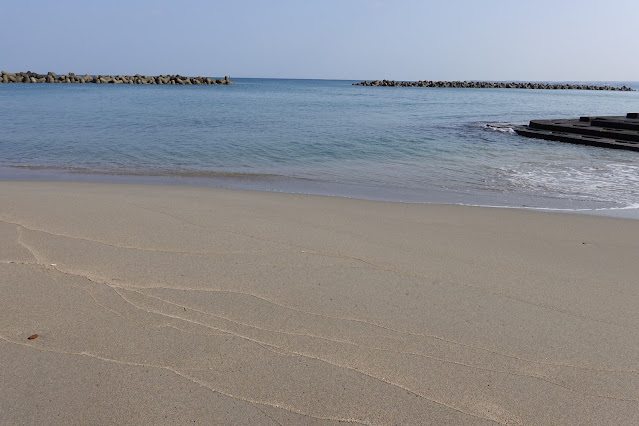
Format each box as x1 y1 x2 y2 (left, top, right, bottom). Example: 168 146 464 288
13 222 639 375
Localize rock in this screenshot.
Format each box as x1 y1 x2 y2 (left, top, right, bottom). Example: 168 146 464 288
352 79 634 91
0 71 234 86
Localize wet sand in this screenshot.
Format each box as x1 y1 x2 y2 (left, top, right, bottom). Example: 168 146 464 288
1 181 638 425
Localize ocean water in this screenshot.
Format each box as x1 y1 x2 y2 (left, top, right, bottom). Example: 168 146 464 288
1 78 638 217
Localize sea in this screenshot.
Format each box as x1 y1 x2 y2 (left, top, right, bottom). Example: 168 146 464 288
1 78 638 218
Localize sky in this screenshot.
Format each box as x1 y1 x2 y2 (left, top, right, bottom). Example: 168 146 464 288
1 0 637 81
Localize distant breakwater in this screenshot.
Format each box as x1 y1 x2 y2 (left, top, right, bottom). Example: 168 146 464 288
0 71 232 85
353 80 634 91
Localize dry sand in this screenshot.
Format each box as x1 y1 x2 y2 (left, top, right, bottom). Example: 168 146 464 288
0 181 638 425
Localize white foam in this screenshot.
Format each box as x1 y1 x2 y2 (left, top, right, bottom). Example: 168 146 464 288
482 123 516 134
451 202 639 220
497 161 639 207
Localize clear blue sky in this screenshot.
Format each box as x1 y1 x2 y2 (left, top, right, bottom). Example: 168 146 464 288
1 0 637 81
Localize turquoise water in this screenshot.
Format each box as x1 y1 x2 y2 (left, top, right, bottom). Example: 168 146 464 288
1 78 638 216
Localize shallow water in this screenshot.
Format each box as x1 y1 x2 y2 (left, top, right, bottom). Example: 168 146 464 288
1 78 638 217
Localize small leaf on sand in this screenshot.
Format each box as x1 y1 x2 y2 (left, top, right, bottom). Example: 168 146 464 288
27 334 39 340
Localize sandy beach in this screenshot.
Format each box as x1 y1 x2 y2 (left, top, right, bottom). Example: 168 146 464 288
1 180 637 425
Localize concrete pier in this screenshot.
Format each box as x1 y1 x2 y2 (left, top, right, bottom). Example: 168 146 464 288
514 113 639 151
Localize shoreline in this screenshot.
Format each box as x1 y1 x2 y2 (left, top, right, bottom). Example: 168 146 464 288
2 180 638 424
2 165 639 220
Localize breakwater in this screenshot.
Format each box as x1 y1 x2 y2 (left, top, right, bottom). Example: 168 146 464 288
0 71 232 85
514 113 639 151
353 79 633 91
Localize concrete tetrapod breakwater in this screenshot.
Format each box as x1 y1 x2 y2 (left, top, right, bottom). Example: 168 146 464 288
353 79 634 91
0 71 232 85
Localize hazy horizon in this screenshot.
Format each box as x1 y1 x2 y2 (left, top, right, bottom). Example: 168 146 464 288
2 0 637 81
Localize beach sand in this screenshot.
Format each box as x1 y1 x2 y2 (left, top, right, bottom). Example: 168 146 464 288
1 181 637 425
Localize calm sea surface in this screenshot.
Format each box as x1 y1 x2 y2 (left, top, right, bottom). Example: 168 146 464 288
1 78 638 217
